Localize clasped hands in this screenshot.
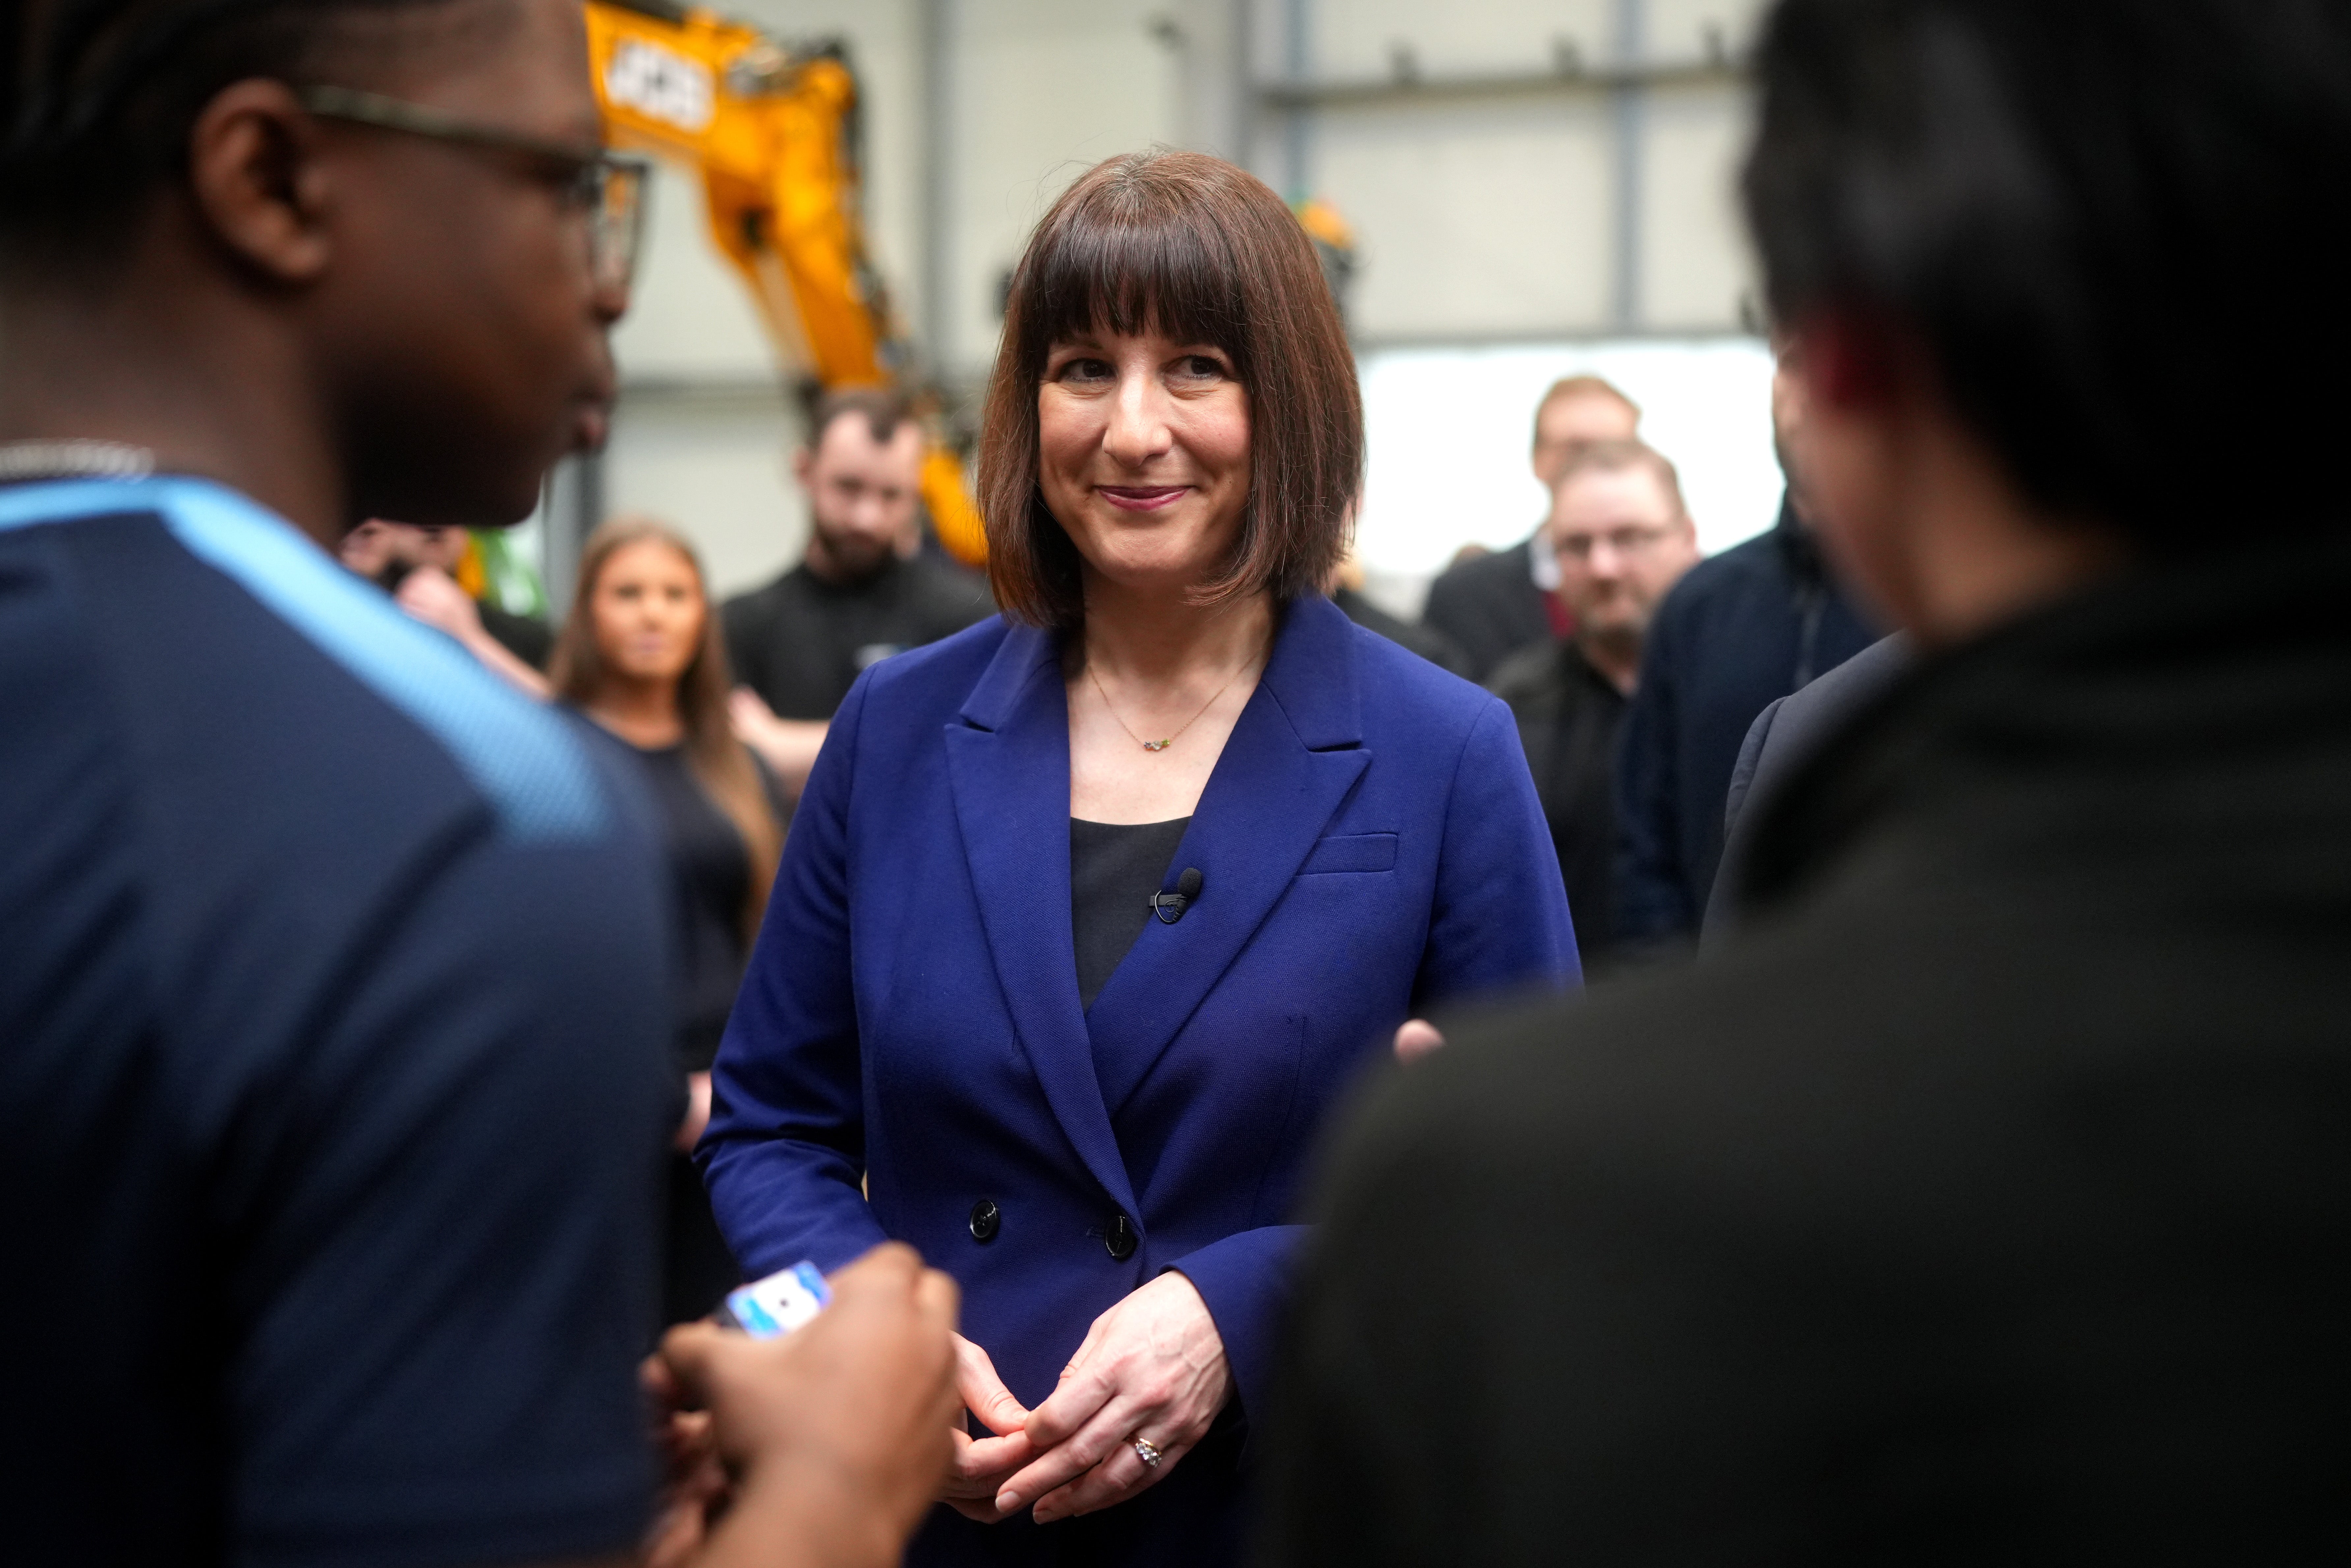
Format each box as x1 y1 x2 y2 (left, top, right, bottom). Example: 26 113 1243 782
943 1270 1232 1526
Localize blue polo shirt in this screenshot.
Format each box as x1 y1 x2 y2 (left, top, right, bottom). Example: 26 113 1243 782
0 477 673 1568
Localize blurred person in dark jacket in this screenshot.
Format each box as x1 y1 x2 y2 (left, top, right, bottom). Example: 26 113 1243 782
1269 0 2351 1561
1611 353 1877 949
1488 441 1699 961
1419 375 1639 680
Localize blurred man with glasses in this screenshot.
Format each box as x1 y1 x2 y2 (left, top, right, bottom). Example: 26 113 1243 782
0 3 956 1568
1488 441 1700 963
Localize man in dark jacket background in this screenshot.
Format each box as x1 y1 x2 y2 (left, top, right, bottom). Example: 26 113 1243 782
1611 356 1877 948
1269 0 2349 1560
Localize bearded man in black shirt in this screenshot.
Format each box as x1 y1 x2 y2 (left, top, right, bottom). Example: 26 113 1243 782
724 388 992 793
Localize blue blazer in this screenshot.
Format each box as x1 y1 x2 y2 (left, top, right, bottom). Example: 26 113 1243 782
701 594 1574 1549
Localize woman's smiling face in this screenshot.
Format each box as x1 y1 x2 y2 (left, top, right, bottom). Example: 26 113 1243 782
1035 326 1252 596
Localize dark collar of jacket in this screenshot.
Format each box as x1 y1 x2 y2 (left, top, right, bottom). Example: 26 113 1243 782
941 594 1370 1216
1736 528 2351 928
1700 632 1911 947
1770 493 1834 590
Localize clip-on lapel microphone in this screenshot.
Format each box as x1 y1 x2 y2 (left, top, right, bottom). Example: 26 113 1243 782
1150 867 1204 924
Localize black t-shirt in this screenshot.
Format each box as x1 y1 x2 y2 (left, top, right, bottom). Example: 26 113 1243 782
1069 817 1191 1011
586 730 790 1073
721 552 993 721
1487 638 1630 958
0 477 674 1568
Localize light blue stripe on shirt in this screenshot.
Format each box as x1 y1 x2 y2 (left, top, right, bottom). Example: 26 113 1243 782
0 475 606 842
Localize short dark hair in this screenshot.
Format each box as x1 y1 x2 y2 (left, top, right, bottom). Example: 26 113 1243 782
978 150 1361 630
803 385 914 454
0 0 475 267
1742 0 2351 552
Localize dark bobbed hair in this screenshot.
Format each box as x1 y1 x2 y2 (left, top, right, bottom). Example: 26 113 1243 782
0 0 472 266
1742 0 2351 552
979 149 1362 630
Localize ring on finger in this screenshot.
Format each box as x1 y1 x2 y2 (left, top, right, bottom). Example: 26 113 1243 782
1129 1436 1163 1468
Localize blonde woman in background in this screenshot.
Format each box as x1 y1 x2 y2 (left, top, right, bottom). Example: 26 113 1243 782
551 517 788 1322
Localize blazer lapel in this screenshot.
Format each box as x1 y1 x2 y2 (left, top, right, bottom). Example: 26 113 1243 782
943 624 1141 1218
1087 596 1370 1116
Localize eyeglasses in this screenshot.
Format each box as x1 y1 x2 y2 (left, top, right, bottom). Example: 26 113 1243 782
1552 523 1680 562
296 86 650 296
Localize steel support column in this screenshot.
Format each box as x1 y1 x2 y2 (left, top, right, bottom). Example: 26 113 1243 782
1610 0 1647 331
917 0 956 377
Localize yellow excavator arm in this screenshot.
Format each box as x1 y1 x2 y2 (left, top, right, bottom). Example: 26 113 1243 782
582 0 987 567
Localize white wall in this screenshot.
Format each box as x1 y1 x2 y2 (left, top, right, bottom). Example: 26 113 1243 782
1318 93 1621 339
1255 0 1767 341
595 0 1777 608
936 0 1185 376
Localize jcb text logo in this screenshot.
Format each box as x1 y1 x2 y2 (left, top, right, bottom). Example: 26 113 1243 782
605 38 714 133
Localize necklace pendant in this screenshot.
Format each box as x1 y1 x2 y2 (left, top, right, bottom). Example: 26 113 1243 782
1143 739 1173 752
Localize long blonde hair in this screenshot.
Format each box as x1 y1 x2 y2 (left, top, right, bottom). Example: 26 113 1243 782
551 517 783 939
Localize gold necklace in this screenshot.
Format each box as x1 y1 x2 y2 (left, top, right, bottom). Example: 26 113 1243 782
1086 658 1250 752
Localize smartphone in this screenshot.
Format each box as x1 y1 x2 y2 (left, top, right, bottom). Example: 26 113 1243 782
711 1260 831 1339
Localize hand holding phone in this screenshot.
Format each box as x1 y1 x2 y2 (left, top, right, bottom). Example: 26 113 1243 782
650 1244 961 1568
711 1260 830 1339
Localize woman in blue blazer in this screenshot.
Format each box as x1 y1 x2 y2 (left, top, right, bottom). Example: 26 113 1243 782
701 150 1577 1566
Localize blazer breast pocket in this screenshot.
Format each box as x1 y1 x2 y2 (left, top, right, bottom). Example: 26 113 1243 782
1298 832 1399 875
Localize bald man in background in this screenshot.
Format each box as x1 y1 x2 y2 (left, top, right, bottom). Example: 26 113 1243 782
1420 376 1641 681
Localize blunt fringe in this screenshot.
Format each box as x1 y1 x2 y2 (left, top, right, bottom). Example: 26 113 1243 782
979 149 1361 629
